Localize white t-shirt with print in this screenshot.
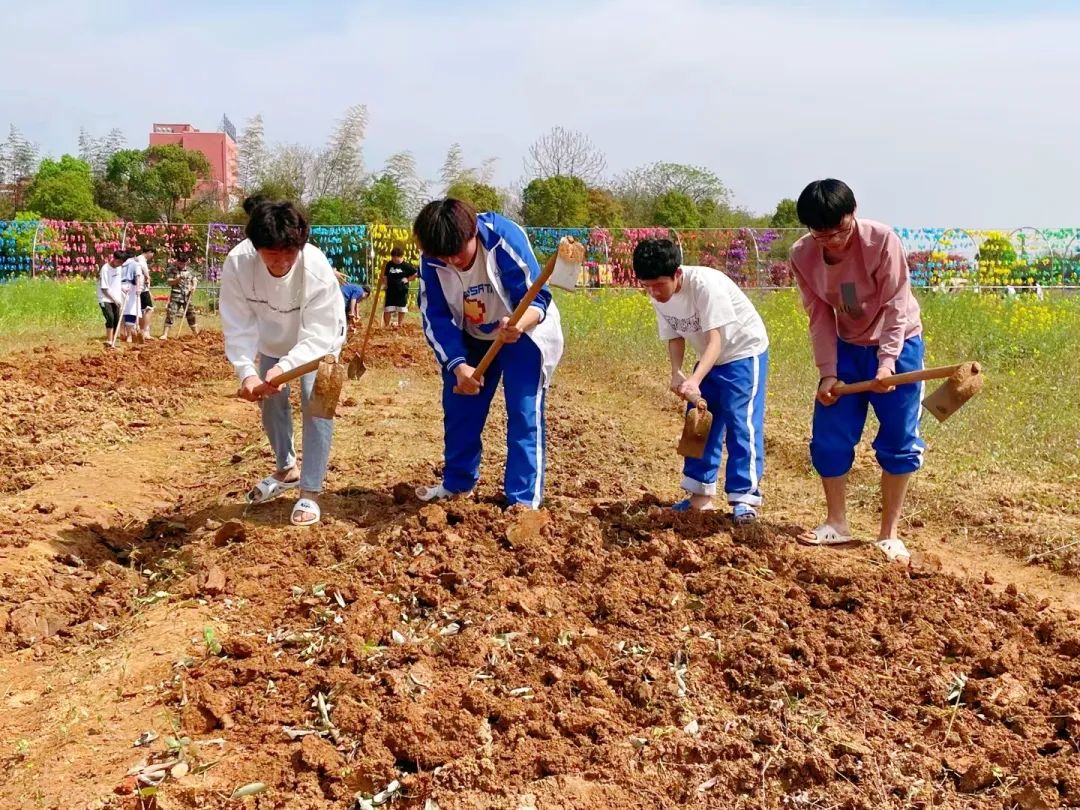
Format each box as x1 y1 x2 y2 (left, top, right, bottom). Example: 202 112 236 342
98 262 123 304
458 244 510 341
651 265 769 366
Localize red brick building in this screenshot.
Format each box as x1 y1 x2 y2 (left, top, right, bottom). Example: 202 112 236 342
149 122 238 207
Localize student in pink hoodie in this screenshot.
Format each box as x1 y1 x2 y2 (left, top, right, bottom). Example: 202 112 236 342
789 179 923 564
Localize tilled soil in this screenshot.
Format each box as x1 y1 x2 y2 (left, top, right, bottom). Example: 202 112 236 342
135 499 1080 810
0 328 1077 809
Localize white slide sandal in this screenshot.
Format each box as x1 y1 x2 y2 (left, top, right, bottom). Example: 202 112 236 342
291 498 321 527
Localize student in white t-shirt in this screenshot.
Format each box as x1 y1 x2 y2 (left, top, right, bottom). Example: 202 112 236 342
633 239 770 521
98 250 126 347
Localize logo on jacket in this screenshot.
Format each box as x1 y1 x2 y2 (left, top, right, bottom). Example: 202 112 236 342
464 297 487 324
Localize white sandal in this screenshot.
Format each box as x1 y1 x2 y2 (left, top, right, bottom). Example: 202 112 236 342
416 483 473 503
291 498 321 527
874 538 911 564
246 474 300 504
797 524 854 546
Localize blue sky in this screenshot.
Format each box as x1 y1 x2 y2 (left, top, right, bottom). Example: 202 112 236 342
3 0 1079 226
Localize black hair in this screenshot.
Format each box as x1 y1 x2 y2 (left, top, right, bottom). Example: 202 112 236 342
390 245 404 258
243 194 269 216
245 201 310 250
795 179 857 231
632 239 682 280
140 246 156 256
112 250 127 261
413 198 478 257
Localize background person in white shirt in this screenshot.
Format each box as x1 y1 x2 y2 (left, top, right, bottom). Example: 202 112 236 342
219 200 346 527
133 247 157 339
98 250 126 346
634 239 770 521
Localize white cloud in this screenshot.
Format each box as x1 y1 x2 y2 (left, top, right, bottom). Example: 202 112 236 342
3 0 1079 226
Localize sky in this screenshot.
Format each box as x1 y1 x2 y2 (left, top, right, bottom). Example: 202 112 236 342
3 0 1079 227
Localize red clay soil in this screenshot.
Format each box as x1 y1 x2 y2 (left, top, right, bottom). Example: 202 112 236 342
0 332 231 493
122 502 1080 809
0 330 1077 809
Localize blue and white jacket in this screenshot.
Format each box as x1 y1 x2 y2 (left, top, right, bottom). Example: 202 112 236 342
418 212 564 385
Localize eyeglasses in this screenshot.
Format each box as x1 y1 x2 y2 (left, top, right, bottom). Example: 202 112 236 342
810 220 854 242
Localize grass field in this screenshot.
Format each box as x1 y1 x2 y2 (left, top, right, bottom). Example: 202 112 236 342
557 287 1080 481
0 277 219 350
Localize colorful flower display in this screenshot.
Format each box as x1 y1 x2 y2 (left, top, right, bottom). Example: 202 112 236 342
2 220 1079 290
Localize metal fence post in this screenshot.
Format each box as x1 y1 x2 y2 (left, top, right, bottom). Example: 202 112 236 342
30 220 40 278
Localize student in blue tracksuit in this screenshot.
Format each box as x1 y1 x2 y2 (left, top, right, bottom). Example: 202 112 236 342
634 239 770 523
413 198 563 509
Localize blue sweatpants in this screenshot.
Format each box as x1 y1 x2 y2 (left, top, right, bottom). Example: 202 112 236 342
810 336 926 478
441 334 548 508
682 351 768 506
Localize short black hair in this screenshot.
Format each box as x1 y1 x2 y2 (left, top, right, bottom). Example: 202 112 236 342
796 179 857 231
140 246 156 256
112 250 127 261
390 245 404 258
413 198 477 257
243 194 269 216
246 201 310 250
632 239 682 280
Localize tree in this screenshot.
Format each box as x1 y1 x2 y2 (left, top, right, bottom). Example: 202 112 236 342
382 151 428 219
440 143 466 192
78 127 127 178
261 143 316 202
520 175 589 227
651 190 701 228
0 125 39 185
308 195 362 226
360 175 406 225
523 127 606 184
769 198 800 229
26 155 112 221
311 104 368 199
237 114 268 192
616 162 732 225
105 144 212 222
440 143 499 195
586 188 623 228
446 180 502 213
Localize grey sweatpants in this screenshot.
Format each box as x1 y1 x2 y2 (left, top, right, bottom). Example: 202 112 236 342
258 354 333 493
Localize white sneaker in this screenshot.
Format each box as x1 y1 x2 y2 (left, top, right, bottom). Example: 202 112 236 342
415 483 473 502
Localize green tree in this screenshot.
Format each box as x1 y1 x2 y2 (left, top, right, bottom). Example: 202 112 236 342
769 198 800 229
616 162 731 225
651 190 700 228
26 155 112 221
308 195 362 226
446 180 502 213
105 144 212 222
521 176 589 227
585 188 623 228
359 175 406 225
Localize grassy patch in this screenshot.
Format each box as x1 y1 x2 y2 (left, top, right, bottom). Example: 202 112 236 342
0 277 219 352
555 287 1079 480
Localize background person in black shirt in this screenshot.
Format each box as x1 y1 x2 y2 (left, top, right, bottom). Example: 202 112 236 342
383 246 419 328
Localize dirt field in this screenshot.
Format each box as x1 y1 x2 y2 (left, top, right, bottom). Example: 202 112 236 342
0 328 1077 809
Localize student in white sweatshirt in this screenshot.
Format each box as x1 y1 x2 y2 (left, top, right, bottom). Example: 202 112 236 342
219 201 346 526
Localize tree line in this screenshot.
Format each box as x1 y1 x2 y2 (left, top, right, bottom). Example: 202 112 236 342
0 109 802 230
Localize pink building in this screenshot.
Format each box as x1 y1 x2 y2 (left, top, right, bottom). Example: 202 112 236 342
149 122 238 207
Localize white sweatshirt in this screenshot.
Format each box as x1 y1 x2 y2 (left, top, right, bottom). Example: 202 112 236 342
219 243 347 382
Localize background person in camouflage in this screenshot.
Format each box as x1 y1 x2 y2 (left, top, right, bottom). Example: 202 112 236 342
160 255 199 340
